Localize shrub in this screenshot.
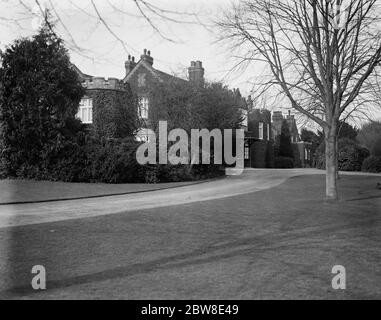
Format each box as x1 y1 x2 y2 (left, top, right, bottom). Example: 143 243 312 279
371 138 381 157
357 121 381 154
278 120 294 158
313 142 326 169
338 138 369 171
313 138 370 171
362 156 381 173
143 165 160 184
6 133 223 184
274 157 294 168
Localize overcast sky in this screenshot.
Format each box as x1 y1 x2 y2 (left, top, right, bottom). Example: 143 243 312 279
1 0 379 126
0 0 259 95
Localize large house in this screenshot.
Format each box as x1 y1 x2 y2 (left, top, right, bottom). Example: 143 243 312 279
74 49 204 131
73 49 311 168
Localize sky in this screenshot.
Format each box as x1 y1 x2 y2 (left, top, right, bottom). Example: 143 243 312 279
0 0 258 95
0 0 379 127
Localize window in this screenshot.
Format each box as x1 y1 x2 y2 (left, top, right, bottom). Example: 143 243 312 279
241 109 248 129
267 124 270 141
135 128 153 142
139 97 149 119
258 122 264 140
77 98 93 124
138 73 147 87
244 145 250 160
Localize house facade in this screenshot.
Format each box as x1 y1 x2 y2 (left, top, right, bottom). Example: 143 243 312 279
73 49 311 168
272 110 313 167
244 104 274 168
74 49 205 139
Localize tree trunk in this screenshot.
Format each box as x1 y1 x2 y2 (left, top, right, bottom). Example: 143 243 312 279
325 128 338 200
336 137 340 180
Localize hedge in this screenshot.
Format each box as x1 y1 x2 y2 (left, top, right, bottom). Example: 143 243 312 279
1 134 222 184
362 156 381 173
274 157 294 169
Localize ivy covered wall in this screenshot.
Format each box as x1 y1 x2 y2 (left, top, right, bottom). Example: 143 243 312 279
86 85 140 140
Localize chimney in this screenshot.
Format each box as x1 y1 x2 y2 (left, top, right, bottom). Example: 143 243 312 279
188 60 205 85
272 111 283 123
141 48 154 66
125 55 136 76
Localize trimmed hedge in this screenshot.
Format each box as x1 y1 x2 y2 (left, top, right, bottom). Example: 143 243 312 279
1 134 222 184
274 157 294 169
362 156 381 173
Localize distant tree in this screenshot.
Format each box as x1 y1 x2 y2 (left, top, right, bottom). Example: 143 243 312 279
301 128 318 144
278 119 294 159
149 80 243 132
357 121 381 155
338 121 358 141
372 138 381 157
0 23 85 177
301 128 321 154
197 82 244 130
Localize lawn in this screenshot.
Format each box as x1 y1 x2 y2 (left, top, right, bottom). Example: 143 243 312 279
0 178 212 205
1 173 381 299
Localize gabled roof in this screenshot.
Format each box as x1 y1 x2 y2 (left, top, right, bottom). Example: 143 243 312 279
70 64 92 81
123 59 187 84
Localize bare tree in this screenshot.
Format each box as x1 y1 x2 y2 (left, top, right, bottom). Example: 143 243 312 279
217 0 381 200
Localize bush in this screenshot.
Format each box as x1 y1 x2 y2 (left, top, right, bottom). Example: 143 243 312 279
313 142 326 169
4 133 223 184
371 138 381 157
362 156 381 173
313 138 370 171
7 134 144 183
274 157 294 168
338 138 369 171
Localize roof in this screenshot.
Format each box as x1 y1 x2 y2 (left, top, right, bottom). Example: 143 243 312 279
123 59 188 84
70 64 92 81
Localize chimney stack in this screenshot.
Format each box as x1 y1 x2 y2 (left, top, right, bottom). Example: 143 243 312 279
272 111 284 123
141 48 154 66
188 60 205 85
125 55 137 76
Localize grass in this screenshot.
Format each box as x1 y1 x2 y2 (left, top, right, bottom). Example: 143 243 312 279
0 178 212 204
0 174 381 299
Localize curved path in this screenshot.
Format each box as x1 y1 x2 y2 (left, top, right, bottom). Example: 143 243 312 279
0 169 377 228
0 169 324 228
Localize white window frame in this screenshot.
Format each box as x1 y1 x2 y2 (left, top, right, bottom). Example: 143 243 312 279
244 145 250 160
77 98 93 124
139 97 149 120
259 122 264 140
267 124 270 141
135 128 154 142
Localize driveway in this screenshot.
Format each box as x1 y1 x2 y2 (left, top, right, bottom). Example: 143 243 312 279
0 169 324 228
0 169 380 299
